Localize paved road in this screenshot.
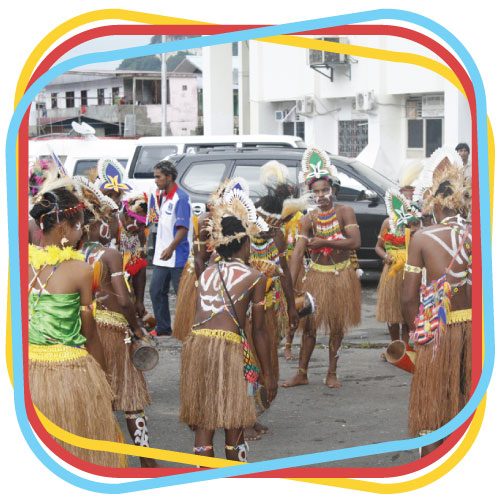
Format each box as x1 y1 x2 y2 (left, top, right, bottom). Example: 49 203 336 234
117 270 419 468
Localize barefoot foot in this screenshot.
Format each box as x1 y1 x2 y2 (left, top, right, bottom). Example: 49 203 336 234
325 372 341 388
284 345 297 360
254 422 269 435
244 426 261 441
281 372 309 388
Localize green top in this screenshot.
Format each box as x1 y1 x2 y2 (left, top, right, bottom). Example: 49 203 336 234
28 292 86 347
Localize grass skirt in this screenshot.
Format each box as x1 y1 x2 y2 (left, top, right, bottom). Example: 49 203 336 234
408 314 472 437
301 261 361 336
180 329 256 430
29 345 126 468
95 310 151 412
173 261 197 341
376 262 405 323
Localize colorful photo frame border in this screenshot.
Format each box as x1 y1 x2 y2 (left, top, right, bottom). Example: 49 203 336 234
5 8 493 493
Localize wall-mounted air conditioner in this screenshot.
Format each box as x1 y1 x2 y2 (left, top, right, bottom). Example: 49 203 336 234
355 91 375 111
296 96 314 115
307 37 350 66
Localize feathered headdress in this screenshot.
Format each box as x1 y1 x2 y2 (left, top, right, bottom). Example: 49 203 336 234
147 192 159 226
96 158 132 194
73 175 118 223
398 160 424 191
384 188 421 233
208 177 249 209
122 192 149 224
414 146 471 213
257 161 311 227
29 159 74 207
299 147 340 187
207 187 268 249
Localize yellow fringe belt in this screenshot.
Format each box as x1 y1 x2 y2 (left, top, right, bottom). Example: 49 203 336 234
29 344 88 363
309 259 351 273
191 328 241 344
447 309 472 324
95 309 128 328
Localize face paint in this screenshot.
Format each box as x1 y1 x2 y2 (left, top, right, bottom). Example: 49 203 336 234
75 222 82 231
99 221 111 240
312 187 333 205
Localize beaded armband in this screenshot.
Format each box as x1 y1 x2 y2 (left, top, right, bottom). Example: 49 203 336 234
111 271 126 278
80 303 95 312
278 251 286 258
344 224 359 230
404 263 422 273
254 299 266 307
296 234 308 240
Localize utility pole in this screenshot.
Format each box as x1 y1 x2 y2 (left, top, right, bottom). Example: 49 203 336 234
161 35 167 136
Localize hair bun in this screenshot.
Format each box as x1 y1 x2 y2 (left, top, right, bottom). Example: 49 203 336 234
29 192 57 220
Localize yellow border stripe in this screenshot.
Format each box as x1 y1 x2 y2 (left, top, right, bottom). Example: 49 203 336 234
35 406 240 468
292 398 486 492
14 9 213 106
8 9 489 490
258 36 464 95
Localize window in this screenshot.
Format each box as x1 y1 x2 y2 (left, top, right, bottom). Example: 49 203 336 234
97 88 105 105
80 90 88 106
335 171 368 202
112 87 120 104
182 85 188 91
65 91 75 108
181 162 228 193
283 121 305 140
232 160 298 198
51 93 58 108
406 95 444 157
74 159 127 177
338 120 368 157
131 145 179 178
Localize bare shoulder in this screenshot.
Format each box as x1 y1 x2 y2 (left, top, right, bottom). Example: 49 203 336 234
62 259 93 278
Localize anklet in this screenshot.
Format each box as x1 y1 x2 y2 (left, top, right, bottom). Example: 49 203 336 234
298 368 307 375
285 342 292 347
194 445 213 453
225 443 248 462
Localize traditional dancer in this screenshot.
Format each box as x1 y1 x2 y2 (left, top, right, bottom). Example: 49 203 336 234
173 178 248 342
402 147 472 457
180 186 276 462
28 183 125 468
74 177 158 468
375 187 421 350
281 147 362 389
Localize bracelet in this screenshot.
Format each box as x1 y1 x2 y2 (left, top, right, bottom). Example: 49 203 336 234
278 251 286 258
344 224 359 230
404 263 422 273
111 271 126 277
80 303 95 312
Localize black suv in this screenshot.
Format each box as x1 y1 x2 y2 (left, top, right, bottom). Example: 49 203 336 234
163 148 398 270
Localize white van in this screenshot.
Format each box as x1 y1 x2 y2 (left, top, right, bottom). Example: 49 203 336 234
125 134 305 191
29 138 137 177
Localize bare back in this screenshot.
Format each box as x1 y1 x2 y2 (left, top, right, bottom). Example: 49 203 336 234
193 260 263 333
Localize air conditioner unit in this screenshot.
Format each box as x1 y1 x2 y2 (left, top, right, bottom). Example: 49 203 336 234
296 96 314 115
308 37 349 66
355 91 375 111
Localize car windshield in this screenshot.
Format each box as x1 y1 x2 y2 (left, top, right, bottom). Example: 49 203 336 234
348 160 398 192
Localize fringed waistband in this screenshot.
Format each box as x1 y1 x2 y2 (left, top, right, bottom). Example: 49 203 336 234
310 259 351 273
95 309 128 328
448 309 472 324
191 328 241 344
29 344 88 362
387 249 406 256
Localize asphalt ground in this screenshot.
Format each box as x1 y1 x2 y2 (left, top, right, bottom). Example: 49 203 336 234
116 269 419 469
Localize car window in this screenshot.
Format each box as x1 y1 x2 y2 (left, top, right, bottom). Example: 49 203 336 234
132 145 178 177
181 161 229 194
73 158 127 177
232 161 299 198
185 143 235 153
336 171 370 201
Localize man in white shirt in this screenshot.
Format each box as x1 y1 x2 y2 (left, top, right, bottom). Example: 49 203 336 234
149 161 193 336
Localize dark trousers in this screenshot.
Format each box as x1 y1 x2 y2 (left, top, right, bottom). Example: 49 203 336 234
149 265 183 335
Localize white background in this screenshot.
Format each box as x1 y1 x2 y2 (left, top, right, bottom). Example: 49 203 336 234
0 1 498 499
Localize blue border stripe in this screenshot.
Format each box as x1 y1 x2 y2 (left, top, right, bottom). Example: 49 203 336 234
6 9 493 492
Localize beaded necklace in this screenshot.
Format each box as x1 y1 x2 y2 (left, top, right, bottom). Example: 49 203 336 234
312 207 341 240
250 236 279 265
